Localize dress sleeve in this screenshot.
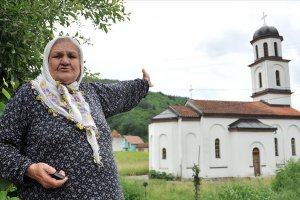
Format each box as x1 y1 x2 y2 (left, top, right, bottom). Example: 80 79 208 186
89 79 149 118
0 84 34 185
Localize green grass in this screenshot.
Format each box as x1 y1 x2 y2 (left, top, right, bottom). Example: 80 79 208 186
114 151 149 176
115 152 300 200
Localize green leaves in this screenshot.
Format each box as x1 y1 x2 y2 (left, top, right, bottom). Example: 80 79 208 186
1 88 10 100
0 178 19 200
0 0 129 93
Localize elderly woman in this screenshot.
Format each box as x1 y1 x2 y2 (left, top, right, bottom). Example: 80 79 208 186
0 36 152 199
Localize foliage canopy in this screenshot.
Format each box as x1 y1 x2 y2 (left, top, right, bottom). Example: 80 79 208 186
0 0 129 102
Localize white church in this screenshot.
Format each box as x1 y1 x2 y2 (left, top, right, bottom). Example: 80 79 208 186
149 23 300 179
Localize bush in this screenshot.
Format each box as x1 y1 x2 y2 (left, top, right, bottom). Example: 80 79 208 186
202 183 272 200
272 159 300 194
148 170 174 181
0 178 20 200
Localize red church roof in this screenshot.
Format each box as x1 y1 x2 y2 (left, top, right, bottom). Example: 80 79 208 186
188 100 300 118
153 99 300 121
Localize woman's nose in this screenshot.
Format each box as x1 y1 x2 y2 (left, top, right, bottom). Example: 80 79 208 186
61 55 70 64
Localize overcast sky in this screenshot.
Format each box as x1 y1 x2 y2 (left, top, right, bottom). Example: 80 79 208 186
60 1 300 110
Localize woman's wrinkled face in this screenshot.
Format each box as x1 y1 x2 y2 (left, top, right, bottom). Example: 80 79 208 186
48 39 81 85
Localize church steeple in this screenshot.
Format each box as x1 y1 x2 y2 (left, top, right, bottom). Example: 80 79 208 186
248 18 292 106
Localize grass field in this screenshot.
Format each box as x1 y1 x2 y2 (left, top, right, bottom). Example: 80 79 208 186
114 151 300 200
114 151 149 176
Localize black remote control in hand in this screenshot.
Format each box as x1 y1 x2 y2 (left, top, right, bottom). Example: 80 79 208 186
50 171 65 180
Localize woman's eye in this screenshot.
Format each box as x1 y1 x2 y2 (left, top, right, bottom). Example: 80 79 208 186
52 55 61 58
69 55 77 59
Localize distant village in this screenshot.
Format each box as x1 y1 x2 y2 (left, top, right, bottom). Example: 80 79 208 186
111 130 148 152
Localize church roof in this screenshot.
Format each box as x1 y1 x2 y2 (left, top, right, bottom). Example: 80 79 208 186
151 99 300 122
251 25 283 44
188 99 300 118
228 118 277 131
169 105 200 118
253 25 279 40
151 105 200 121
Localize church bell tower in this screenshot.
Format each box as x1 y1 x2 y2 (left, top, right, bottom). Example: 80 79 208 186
249 15 292 106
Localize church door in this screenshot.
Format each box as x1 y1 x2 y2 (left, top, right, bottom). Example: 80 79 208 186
252 147 261 176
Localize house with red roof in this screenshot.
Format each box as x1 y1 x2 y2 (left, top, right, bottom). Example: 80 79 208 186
123 135 145 152
111 130 147 152
149 23 300 179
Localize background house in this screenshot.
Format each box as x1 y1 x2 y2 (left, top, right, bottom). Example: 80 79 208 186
112 130 124 151
137 143 149 152
123 135 145 152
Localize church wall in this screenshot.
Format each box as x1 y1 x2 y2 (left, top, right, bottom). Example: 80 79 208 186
286 125 300 160
252 66 264 93
261 119 300 163
181 121 201 178
149 121 179 175
149 118 300 179
253 38 282 59
198 117 235 178
253 93 292 105
272 124 285 165
230 130 276 177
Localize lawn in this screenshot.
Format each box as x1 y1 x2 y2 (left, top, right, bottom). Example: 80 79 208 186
114 151 149 176
114 151 300 200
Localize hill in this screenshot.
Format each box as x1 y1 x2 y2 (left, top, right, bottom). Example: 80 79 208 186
107 91 187 141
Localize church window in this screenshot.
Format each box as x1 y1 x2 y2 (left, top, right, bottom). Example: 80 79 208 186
276 70 281 86
162 148 167 159
255 45 259 59
274 138 279 156
274 42 278 57
259 73 262 88
291 138 296 156
263 42 269 57
215 138 220 158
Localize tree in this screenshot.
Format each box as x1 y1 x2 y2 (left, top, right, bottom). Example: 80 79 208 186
0 0 129 102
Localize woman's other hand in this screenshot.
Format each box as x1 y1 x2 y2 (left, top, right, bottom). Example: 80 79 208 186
142 68 153 87
25 163 68 189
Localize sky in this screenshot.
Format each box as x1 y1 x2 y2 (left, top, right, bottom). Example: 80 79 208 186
60 1 300 110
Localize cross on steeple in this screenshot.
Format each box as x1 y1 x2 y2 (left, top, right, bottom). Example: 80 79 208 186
262 12 267 26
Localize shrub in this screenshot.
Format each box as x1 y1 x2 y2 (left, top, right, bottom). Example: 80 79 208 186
0 178 20 200
192 164 201 200
272 159 300 195
148 170 174 181
205 184 272 200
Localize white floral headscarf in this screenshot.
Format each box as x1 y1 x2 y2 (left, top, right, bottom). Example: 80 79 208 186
31 36 102 166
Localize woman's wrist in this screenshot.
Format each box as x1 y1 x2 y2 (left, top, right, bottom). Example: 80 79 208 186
25 163 38 179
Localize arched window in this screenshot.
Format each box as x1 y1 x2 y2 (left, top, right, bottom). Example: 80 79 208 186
162 148 167 159
274 138 279 156
274 42 278 57
291 138 296 156
255 45 259 59
276 70 281 86
259 72 262 88
263 42 269 57
215 138 220 158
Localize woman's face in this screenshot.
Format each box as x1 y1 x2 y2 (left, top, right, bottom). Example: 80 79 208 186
48 39 81 85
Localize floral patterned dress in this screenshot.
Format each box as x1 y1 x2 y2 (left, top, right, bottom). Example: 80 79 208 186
0 79 149 200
